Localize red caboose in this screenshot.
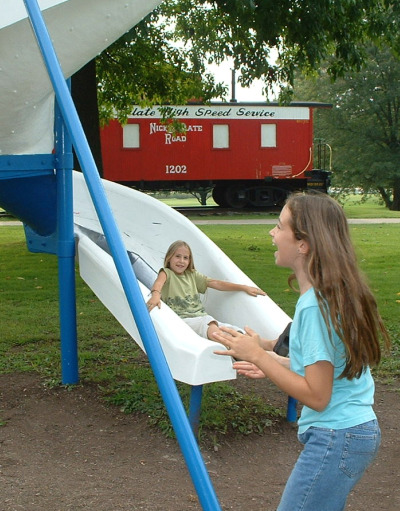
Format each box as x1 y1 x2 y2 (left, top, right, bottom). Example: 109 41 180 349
100 102 331 208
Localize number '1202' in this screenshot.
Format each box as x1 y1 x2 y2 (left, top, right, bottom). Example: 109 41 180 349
165 165 187 174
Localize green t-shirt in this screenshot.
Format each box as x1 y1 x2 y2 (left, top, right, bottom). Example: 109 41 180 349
161 267 209 319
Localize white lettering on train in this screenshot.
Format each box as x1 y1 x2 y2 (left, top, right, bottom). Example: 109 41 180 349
150 123 166 134
149 123 203 135
186 125 203 132
165 133 187 144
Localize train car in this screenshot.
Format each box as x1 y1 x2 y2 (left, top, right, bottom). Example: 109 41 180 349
100 102 331 208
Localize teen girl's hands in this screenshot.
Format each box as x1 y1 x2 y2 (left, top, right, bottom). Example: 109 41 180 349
213 326 265 363
215 326 334 412
232 361 267 379
234 351 291 375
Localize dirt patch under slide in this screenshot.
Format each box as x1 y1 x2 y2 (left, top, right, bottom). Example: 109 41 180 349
0 373 399 510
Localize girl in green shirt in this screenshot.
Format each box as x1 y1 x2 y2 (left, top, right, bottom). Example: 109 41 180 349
146 240 266 340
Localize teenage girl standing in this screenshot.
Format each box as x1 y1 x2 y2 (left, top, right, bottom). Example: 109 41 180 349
213 192 390 511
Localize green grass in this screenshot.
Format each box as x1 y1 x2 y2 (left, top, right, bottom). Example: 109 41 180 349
0 226 284 442
0 220 399 441
157 192 400 220
339 194 400 219
3 193 400 222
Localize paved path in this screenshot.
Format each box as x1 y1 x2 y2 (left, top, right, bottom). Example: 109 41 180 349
1 218 400 227
0 221 24 226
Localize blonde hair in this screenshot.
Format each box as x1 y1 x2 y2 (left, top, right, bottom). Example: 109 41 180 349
285 192 390 379
164 240 195 271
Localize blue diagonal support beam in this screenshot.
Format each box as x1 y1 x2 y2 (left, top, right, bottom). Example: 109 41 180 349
23 1 222 509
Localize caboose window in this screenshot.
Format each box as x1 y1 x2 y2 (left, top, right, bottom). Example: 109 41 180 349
123 124 140 148
261 124 276 148
213 124 229 149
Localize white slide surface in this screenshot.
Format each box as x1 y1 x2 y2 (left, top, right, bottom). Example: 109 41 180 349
73 172 291 385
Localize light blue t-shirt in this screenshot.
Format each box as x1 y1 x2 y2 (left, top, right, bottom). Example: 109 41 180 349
290 287 376 434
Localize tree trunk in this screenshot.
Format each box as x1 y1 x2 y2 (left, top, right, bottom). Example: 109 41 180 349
377 186 392 209
390 181 400 211
71 60 103 176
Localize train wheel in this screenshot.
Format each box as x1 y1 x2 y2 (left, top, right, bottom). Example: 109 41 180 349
225 185 249 208
212 186 229 207
248 187 287 207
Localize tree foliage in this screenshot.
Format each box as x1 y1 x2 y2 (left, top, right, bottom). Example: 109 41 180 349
96 0 397 124
96 12 226 124
293 45 400 210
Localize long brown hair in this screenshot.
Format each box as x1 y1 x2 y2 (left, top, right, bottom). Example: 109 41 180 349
286 192 390 379
164 240 195 271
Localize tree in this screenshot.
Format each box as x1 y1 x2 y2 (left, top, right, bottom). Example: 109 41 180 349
96 13 227 125
94 0 398 123
293 45 400 210
72 0 398 172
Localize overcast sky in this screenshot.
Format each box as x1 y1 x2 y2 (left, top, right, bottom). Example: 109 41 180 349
208 54 283 103
209 61 268 103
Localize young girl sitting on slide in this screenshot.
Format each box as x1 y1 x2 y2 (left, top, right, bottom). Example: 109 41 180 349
146 240 266 340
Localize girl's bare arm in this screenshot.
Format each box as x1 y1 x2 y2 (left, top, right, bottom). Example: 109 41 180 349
146 270 167 309
207 279 266 296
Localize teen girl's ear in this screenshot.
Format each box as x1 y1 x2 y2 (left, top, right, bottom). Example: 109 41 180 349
298 239 310 255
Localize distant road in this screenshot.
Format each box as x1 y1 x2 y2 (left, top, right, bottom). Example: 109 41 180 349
0 221 23 226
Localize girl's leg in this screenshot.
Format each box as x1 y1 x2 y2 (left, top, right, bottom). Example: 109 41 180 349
183 316 216 339
277 420 381 511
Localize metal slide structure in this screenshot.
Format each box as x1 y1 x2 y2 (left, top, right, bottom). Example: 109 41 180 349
0 2 293 509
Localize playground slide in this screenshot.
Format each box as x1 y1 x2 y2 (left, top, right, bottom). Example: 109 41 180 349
73 171 292 386
1 3 293 508
1 0 292 387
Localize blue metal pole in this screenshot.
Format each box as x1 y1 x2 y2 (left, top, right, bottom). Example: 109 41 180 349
23 2 221 509
189 385 204 438
286 396 298 422
54 91 79 385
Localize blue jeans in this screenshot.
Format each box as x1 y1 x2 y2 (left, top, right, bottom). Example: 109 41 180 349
277 420 381 511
